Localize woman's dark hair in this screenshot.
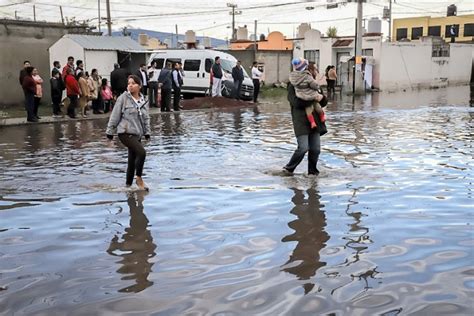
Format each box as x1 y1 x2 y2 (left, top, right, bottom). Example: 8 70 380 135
91 68 98 75
101 78 108 86
127 74 142 86
25 66 34 75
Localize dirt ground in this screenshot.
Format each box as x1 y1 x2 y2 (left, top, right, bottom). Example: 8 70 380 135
181 96 254 110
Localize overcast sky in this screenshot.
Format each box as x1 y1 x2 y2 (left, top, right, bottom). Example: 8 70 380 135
1 0 472 39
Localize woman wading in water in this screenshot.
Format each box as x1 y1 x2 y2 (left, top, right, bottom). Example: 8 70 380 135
106 75 151 190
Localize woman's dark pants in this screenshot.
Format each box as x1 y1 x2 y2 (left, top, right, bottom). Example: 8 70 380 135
34 97 41 117
118 134 146 186
24 91 35 121
285 132 321 174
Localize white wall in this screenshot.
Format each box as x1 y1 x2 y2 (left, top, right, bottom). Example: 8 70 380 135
379 41 472 91
448 44 472 84
48 37 85 74
84 50 117 81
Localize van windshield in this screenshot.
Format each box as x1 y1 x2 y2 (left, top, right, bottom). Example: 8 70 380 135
220 59 250 78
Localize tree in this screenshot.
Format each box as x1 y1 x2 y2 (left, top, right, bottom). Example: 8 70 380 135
326 26 338 38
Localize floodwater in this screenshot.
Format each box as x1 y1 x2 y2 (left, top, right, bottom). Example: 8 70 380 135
0 86 473 315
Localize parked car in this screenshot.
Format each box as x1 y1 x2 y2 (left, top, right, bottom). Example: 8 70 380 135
147 49 254 100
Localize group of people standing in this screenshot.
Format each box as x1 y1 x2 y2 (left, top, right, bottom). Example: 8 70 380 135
111 61 184 113
20 57 115 121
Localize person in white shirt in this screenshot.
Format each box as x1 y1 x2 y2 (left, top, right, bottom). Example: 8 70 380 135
148 61 159 107
251 61 263 103
135 64 149 96
172 62 184 111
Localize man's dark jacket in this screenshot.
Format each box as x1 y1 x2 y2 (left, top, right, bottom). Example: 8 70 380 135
110 68 130 93
232 66 244 82
212 63 223 79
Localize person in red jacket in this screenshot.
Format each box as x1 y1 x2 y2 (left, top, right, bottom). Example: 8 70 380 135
64 67 80 118
21 66 37 122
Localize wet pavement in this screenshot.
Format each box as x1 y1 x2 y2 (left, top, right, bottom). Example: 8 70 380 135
0 86 473 315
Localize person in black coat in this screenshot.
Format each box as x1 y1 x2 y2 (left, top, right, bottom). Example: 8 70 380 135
158 62 173 112
110 63 130 97
50 69 65 116
232 61 244 100
283 82 327 175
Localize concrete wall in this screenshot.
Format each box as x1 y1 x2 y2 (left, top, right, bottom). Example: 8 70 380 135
0 20 91 106
224 50 292 85
256 50 292 84
448 44 473 85
379 41 472 91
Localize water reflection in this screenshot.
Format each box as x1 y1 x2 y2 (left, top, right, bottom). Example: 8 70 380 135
107 191 157 293
342 187 372 266
281 187 329 294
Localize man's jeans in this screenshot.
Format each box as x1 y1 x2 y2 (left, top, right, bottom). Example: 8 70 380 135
285 132 321 174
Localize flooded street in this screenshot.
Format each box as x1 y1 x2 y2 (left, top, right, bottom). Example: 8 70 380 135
0 86 473 315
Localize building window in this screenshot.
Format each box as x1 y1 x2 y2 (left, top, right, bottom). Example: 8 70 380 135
152 58 164 69
396 28 408 41
166 58 182 67
411 27 423 40
304 50 320 69
432 43 450 57
362 48 373 56
428 26 441 37
205 59 212 73
464 23 474 37
183 59 201 71
445 24 459 37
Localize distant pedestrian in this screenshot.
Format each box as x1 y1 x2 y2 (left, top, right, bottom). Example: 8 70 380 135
450 25 456 43
62 56 75 78
211 56 223 97
32 68 43 119
106 75 151 191
326 65 337 96
251 61 263 103
135 64 149 96
172 62 184 111
232 60 244 100
89 69 103 114
53 61 61 73
64 67 80 118
158 62 173 112
75 60 84 77
19 60 31 86
78 71 90 117
21 66 37 122
147 61 159 108
50 69 64 117
110 63 129 98
101 78 114 113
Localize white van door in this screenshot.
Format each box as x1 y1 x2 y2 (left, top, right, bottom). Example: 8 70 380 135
180 52 206 94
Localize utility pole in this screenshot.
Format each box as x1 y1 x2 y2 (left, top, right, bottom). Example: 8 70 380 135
175 24 178 48
227 3 241 41
254 20 257 61
98 0 101 33
33 5 36 22
106 0 112 36
354 0 365 94
60 6 64 25
388 0 392 41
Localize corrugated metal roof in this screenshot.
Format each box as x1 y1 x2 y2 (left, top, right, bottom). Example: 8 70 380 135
64 34 145 51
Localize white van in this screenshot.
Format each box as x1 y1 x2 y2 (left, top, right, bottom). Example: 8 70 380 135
147 49 254 100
